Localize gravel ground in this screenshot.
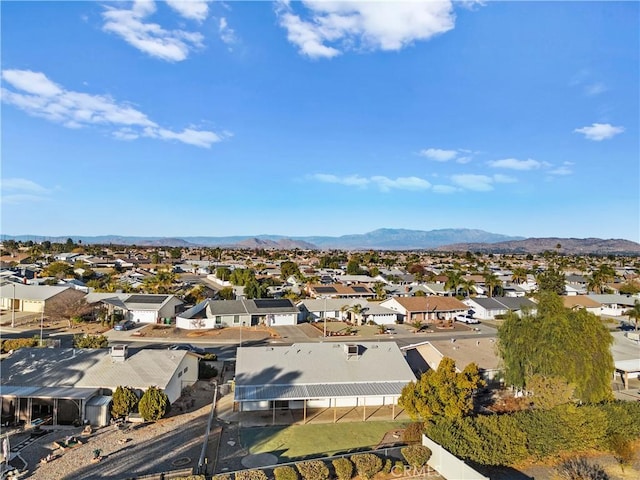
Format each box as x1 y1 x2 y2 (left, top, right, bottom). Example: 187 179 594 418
17 381 217 480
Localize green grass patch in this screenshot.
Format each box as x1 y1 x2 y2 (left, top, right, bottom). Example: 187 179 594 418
241 421 407 461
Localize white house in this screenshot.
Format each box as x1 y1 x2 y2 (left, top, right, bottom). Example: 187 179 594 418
234 342 416 415
176 298 299 330
85 293 183 324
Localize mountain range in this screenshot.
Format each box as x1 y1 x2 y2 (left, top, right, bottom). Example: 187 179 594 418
3 229 639 254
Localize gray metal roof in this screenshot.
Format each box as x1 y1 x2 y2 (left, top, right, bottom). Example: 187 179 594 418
235 381 409 401
1 348 190 392
85 395 113 407
0 283 73 301
588 294 638 307
0 385 98 400
234 342 415 402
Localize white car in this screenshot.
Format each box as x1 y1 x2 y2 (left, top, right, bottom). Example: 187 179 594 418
455 314 479 324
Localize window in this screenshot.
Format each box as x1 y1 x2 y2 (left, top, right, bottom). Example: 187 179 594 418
233 315 240 324
184 366 188 373
215 315 222 325
178 371 182 378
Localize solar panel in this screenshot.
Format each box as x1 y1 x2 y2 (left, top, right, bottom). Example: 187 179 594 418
254 299 293 309
126 295 168 304
315 286 337 294
352 286 368 293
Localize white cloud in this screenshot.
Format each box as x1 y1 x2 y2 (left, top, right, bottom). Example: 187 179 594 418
432 184 458 194
166 0 209 22
2 69 227 148
450 174 489 191
492 174 517 183
549 166 572 176
371 176 431 192
1 178 52 204
102 0 205 62
219 17 237 46
276 0 456 59
574 123 624 141
310 173 430 192
488 158 545 170
419 148 458 162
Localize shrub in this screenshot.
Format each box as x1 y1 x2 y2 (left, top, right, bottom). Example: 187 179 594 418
235 470 268 480
609 434 636 473
382 459 393 474
111 386 139 419
392 461 405 476
1 337 39 353
202 352 217 361
73 334 108 348
138 386 169 421
401 445 432 468
332 458 353 480
212 475 232 480
555 458 609 480
274 466 298 480
350 453 382 480
199 363 218 379
296 460 329 480
402 422 424 444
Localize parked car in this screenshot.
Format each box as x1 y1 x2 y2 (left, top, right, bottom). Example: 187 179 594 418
455 314 479 324
114 320 136 331
168 344 206 355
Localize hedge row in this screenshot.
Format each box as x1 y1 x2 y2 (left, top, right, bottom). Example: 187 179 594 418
213 452 409 480
1 337 40 353
424 401 640 466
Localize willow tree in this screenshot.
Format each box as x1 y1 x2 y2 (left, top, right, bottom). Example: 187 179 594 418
399 357 484 421
498 292 614 403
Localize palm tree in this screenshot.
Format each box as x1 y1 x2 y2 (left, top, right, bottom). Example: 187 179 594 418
349 304 364 325
625 299 640 332
511 267 528 285
373 281 386 300
483 271 501 298
587 271 605 294
445 270 464 297
460 278 476 298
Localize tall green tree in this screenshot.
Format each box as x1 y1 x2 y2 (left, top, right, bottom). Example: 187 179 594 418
111 386 139 419
138 386 169 421
445 270 464 296
624 299 640 332
536 265 566 295
399 357 484 421
498 292 614 403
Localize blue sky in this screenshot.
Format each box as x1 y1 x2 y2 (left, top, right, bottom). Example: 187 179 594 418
2 1 638 241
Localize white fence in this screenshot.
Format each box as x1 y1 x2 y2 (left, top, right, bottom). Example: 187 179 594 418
422 435 489 480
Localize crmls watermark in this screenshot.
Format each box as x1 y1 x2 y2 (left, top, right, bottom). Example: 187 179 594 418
391 465 439 477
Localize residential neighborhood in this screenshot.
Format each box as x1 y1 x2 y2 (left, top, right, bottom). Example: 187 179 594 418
1 239 639 479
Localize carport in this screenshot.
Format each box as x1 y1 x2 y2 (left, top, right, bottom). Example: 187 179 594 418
614 359 640 390
0 386 98 427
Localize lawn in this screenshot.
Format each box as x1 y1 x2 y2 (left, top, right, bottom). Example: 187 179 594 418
241 421 407 461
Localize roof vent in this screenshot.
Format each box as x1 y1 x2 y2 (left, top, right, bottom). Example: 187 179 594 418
110 344 128 362
344 343 360 360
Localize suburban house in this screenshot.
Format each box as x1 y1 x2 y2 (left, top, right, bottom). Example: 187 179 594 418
85 292 183 324
587 294 639 316
176 298 299 329
380 296 467 324
0 282 85 315
305 283 376 299
234 342 416 420
0 346 198 427
297 298 399 325
463 296 538 320
562 295 602 315
403 338 502 384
